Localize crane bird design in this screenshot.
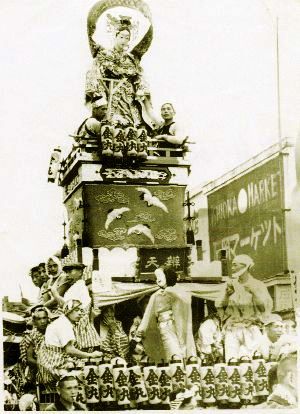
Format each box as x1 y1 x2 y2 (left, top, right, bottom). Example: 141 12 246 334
127 224 155 244
104 207 130 230
136 187 169 213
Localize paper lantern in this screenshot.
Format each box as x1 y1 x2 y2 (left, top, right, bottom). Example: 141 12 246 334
83 360 100 404
128 364 148 405
98 358 116 403
226 358 241 404
214 362 229 403
186 356 202 403
252 352 269 398
157 361 172 405
143 361 161 405
200 359 216 405
112 358 130 406
239 356 254 404
169 354 186 391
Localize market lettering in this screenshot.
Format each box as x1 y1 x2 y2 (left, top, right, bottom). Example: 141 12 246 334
211 171 281 225
247 172 279 209
213 197 238 223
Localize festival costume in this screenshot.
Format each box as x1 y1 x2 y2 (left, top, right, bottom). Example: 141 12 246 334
86 47 154 129
99 317 129 360
139 285 196 363
37 315 78 387
20 327 45 366
63 280 101 350
215 275 273 361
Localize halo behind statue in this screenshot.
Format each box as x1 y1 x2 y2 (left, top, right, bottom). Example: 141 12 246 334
87 0 153 59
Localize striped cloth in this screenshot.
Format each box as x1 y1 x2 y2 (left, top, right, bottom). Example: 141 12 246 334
101 320 129 360
37 342 77 387
74 308 101 351
20 328 45 365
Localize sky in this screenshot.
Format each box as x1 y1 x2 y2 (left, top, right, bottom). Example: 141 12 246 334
0 0 300 300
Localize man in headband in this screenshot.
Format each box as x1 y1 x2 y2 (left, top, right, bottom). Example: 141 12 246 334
215 254 273 361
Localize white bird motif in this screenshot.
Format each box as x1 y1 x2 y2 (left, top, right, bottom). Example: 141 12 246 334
136 187 169 213
127 224 155 244
104 207 130 230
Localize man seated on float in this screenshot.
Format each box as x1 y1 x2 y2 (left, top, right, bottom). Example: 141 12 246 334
215 254 273 362
50 264 102 352
257 314 298 361
41 256 70 310
37 299 102 388
74 95 108 140
19 306 50 390
154 103 188 156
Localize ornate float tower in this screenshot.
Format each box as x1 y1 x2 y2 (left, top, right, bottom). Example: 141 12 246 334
54 0 192 284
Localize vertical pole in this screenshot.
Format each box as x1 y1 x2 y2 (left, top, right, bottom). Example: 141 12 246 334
276 17 281 142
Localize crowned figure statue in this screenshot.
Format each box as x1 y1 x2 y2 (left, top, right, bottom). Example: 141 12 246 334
83 0 159 160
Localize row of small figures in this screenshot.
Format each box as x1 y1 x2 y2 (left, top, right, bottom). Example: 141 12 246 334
57 353 274 408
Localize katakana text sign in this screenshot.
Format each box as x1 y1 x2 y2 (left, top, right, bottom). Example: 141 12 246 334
207 156 286 279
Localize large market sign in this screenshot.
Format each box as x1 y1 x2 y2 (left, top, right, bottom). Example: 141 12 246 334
207 156 287 279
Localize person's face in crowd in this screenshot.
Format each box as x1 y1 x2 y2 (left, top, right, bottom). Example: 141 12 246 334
115 29 130 51
266 321 284 342
31 270 42 288
93 104 108 120
38 266 48 284
231 260 247 279
65 268 83 283
67 306 83 323
161 104 175 122
48 259 59 276
34 310 49 333
283 319 296 335
103 306 115 321
58 378 79 405
156 270 167 288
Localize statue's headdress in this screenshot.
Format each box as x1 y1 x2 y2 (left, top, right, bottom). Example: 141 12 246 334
106 14 139 41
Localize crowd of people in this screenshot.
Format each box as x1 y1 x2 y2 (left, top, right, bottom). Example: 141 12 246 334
3 253 298 411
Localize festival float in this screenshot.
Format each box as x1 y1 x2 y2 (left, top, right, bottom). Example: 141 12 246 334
3 0 298 411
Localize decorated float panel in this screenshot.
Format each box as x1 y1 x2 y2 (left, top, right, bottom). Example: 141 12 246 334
81 183 186 248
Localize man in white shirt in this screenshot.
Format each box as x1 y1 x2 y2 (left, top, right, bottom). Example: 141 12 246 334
257 314 284 360
50 263 90 308
215 254 273 361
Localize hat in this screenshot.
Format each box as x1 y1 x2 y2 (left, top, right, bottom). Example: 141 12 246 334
263 313 283 326
62 262 86 272
232 254 254 269
63 299 82 315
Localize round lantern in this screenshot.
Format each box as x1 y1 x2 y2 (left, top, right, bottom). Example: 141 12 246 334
143 360 161 405
112 358 130 406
